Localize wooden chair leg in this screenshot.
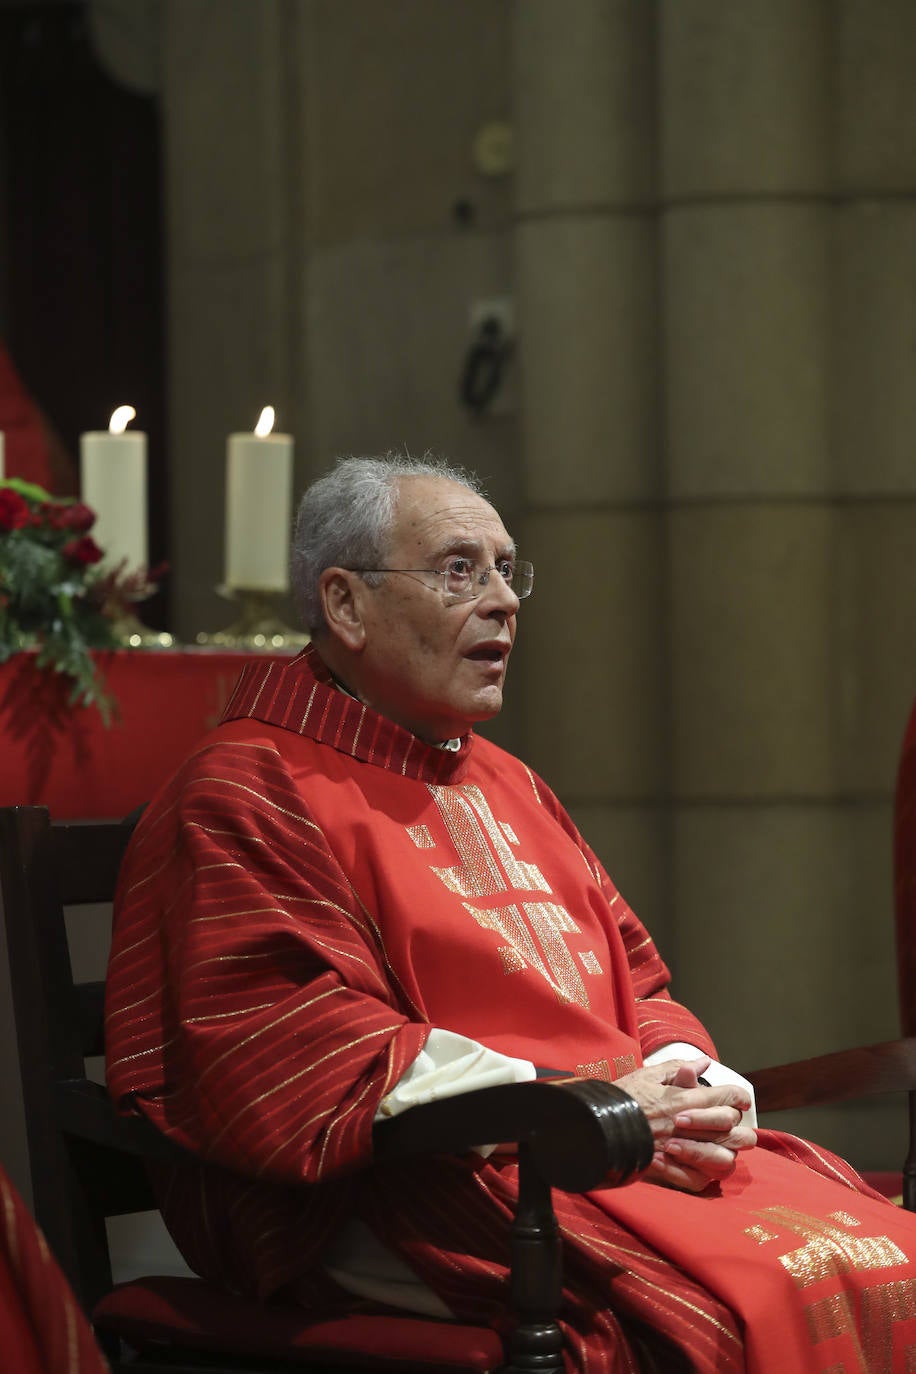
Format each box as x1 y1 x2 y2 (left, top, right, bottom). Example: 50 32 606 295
904 1091 916 1212
505 1143 565 1374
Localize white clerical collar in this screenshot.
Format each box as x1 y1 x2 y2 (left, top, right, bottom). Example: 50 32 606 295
330 673 462 752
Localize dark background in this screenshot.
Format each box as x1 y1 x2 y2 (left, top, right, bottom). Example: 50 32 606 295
0 0 168 620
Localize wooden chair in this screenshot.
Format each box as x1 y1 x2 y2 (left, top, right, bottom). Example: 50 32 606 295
747 696 916 1210
0 803 653 1374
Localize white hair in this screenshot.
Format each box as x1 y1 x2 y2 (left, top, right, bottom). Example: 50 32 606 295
290 452 485 633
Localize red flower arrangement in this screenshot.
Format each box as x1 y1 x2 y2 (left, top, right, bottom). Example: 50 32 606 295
0 478 161 717
0 487 31 532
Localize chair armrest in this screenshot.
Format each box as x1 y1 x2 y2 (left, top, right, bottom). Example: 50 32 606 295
373 1078 653 1192
56 1075 654 1193
747 1037 916 1113
54 1080 187 1162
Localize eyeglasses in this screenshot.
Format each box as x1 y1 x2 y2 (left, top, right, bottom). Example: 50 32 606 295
351 557 534 604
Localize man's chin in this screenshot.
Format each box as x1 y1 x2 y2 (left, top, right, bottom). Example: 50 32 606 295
466 687 504 724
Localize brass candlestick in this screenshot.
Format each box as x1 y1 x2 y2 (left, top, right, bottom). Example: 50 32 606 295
195 588 310 652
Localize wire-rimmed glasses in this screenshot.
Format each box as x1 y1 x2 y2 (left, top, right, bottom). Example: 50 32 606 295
350 557 534 604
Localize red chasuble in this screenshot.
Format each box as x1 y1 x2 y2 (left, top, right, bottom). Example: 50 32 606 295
106 647 916 1372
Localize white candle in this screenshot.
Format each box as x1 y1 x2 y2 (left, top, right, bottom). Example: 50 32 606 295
224 407 293 590
80 406 148 569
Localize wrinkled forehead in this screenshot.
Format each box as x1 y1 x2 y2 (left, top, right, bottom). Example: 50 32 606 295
388 476 515 559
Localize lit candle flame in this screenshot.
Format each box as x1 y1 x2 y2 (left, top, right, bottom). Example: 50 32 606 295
254 406 275 438
109 405 137 436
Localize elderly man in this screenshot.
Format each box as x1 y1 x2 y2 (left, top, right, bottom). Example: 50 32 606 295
107 455 916 1372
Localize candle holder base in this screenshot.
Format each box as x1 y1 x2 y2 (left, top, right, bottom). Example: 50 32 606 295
195 589 310 652
112 608 176 650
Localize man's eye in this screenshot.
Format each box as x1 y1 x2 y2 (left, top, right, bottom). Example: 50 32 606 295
444 558 474 579
496 559 515 583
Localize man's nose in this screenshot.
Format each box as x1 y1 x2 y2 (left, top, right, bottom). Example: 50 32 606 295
478 570 520 616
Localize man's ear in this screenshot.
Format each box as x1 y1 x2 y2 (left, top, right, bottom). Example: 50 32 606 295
319 568 367 651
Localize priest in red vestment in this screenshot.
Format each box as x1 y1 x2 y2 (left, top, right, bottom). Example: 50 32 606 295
106 455 916 1372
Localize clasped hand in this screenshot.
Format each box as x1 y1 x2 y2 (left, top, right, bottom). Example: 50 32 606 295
616 1057 756 1194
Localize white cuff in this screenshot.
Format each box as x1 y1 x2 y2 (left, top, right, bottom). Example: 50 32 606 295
376 1028 536 1120
644 1042 757 1128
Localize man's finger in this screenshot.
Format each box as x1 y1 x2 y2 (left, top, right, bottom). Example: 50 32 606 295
664 1138 738 1181
645 1157 717 1195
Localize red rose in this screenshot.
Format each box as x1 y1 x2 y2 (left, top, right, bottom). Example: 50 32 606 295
0 488 31 532
56 502 96 533
62 536 104 566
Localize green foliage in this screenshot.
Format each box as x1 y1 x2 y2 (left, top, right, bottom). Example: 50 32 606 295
0 481 119 720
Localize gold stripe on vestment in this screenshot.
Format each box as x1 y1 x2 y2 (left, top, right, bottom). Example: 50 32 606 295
215 1025 392 1158
105 987 161 1019
571 1224 743 1350
196 985 344 1088
349 703 366 757
106 1033 181 1072
193 777 322 831
245 664 274 717
184 1002 275 1024
521 764 542 803
298 683 318 732
316 1074 376 1176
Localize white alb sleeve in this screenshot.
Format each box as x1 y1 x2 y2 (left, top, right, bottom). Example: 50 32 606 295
643 1042 758 1128
375 1028 536 1121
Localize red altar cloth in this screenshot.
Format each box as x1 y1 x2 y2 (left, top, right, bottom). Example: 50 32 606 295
0 649 259 820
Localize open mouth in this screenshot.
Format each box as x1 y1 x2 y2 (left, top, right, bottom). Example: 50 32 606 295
466 645 507 664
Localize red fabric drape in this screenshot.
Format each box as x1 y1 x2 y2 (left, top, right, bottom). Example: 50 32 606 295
0 1164 108 1374
0 343 54 488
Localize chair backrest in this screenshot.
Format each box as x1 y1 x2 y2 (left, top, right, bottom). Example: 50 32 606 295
0 804 154 1309
895 697 916 1037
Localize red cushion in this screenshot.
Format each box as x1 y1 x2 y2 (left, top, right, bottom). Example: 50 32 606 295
93 1274 504 1371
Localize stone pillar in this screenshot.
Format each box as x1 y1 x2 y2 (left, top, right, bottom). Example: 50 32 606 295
662 0 916 1164
162 0 298 641
511 1 666 936
832 0 916 791
827 2 916 1161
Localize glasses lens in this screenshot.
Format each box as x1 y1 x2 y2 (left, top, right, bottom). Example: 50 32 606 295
442 559 475 597
511 561 534 599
